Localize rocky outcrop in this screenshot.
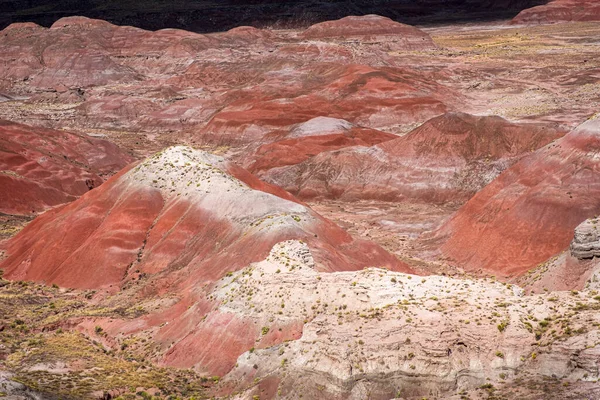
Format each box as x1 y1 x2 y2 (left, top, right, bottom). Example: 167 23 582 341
0 371 48 400
4 234 598 399
512 217 600 293
571 217 600 259
212 245 600 398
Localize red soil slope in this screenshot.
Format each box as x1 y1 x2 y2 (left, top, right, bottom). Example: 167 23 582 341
195 63 453 149
0 146 409 290
437 115 600 276
0 16 274 90
0 146 410 374
512 0 600 24
0 119 133 215
260 112 564 203
245 116 397 173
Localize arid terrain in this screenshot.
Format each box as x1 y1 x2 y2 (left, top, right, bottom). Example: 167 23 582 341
1 1 600 399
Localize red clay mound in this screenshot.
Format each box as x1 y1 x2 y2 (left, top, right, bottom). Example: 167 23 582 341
0 146 410 291
197 63 453 148
300 15 436 51
0 145 410 374
437 115 600 277
260 112 564 203
0 119 133 216
512 0 600 24
246 116 397 173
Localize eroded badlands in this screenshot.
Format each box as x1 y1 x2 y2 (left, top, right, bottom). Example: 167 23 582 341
1 3 600 399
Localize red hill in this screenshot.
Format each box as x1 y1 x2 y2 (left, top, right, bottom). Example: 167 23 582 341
1 146 409 290
300 15 437 51
0 145 410 374
437 115 600 276
513 0 600 24
259 112 564 203
0 119 133 216
246 116 397 173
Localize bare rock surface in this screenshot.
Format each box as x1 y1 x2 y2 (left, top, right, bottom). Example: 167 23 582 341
1 145 408 290
515 216 600 293
0 15 452 154
2 236 600 399
0 371 48 400
571 217 600 260
0 12 600 400
0 14 597 165
0 146 410 375
205 240 600 399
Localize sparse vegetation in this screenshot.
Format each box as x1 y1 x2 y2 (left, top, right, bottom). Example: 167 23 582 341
0 279 209 399
497 320 509 332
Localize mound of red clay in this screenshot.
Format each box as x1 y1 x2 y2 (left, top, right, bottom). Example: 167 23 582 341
0 146 409 291
0 119 133 216
197 63 453 149
0 145 410 374
246 116 397 173
512 0 600 24
300 15 436 51
437 115 600 277
260 112 563 203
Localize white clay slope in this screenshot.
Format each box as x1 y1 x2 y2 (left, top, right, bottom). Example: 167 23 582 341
129 146 315 229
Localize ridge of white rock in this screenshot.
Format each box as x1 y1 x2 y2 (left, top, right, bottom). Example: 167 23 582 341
208 240 600 398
